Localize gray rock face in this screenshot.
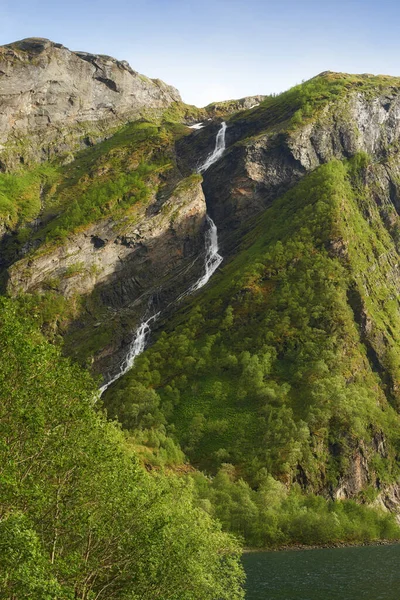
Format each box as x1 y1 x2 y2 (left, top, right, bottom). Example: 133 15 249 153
7 177 207 377
0 38 181 169
200 91 400 237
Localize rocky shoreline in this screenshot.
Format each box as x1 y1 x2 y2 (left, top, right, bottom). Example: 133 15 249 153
243 539 400 553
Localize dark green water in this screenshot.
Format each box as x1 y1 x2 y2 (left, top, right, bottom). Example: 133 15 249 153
243 544 400 599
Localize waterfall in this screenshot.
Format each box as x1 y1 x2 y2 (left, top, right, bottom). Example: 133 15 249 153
99 122 227 395
99 312 159 395
188 215 223 292
179 121 227 297
198 121 227 173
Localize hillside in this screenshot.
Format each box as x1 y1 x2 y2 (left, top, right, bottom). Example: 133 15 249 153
3 40 400 592
102 72 400 544
0 37 183 170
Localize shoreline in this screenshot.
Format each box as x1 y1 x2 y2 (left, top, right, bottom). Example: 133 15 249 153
242 538 400 554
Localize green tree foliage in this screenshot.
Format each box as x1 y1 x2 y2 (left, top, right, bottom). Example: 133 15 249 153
191 467 400 548
103 157 400 545
0 298 244 599
0 513 64 599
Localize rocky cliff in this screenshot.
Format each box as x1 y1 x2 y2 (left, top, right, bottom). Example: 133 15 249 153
7 174 207 377
0 37 181 170
3 50 400 522
190 75 400 235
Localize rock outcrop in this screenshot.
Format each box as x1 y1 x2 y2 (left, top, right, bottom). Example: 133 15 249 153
193 89 400 235
7 176 207 377
0 38 180 170
205 94 267 116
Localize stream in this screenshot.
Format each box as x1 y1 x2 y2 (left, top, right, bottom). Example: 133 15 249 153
99 122 226 393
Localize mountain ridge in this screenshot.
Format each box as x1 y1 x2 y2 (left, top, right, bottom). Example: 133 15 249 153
0 37 181 170
2 41 400 555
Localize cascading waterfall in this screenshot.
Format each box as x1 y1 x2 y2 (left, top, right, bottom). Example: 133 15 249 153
99 122 227 395
188 215 223 291
99 312 159 394
198 121 227 173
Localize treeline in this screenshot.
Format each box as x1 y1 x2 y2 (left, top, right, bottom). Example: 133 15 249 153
123 431 400 548
191 466 400 547
0 298 244 599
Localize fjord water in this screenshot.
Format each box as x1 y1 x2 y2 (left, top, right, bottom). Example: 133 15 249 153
100 123 226 393
243 544 400 600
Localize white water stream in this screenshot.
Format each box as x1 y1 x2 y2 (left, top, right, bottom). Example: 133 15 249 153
189 215 223 291
198 121 227 173
99 122 227 394
99 312 160 395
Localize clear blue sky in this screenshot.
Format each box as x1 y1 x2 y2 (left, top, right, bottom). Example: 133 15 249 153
1 0 400 106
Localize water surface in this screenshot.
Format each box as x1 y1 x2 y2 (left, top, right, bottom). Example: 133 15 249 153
243 544 400 599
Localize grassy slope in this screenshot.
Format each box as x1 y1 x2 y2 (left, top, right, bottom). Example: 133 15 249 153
0 120 190 244
4 73 400 549
227 71 400 141
104 156 400 487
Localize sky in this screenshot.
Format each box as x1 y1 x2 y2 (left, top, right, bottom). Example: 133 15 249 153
1 0 400 107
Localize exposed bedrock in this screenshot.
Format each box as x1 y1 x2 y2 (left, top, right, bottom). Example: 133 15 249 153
181 92 400 248
0 38 180 170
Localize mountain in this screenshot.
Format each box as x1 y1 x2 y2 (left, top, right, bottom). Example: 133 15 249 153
0 39 245 600
2 39 400 576
0 37 182 170
102 72 400 523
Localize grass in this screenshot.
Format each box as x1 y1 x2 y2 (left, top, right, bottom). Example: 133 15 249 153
0 120 190 251
0 164 60 229
228 72 400 141
104 156 400 491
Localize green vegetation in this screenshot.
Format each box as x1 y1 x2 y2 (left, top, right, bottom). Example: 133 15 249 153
0 163 59 229
0 119 192 249
191 466 400 547
38 121 179 243
103 156 400 546
229 71 400 138
0 298 244 599
160 100 204 124
205 97 264 118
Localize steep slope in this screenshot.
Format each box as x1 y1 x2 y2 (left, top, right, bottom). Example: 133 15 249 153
101 74 400 526
3 120 209 379
182 72 400 235
103 157 400 495
4 54 400 548
0 37 181 170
